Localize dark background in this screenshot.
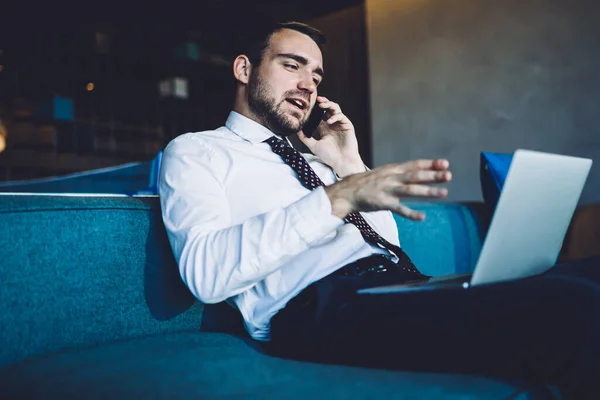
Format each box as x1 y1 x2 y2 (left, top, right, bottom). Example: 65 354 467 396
0 0 370 180
3 0 599 204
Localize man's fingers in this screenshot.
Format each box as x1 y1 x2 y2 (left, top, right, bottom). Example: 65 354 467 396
326 113 345 125
397 159 450 172
392 203 425 221
392 183 448 198
297 130 318 146
432 159 450 170
319 100 342 115
398 170 452 184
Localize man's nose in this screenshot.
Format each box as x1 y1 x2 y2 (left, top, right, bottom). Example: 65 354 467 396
297 73 316 93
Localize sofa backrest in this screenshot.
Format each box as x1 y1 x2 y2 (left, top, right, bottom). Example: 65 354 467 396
0 161 152 194
0 194 203 367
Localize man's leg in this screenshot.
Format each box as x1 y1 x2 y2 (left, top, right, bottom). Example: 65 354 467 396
547 254 600 280
268 256 600 399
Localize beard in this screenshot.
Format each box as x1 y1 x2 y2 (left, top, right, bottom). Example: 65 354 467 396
247 72 309 137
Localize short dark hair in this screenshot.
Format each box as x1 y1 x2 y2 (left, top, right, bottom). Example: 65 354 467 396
244 22 326 66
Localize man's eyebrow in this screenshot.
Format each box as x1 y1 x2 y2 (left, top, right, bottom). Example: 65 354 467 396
276 53 324 78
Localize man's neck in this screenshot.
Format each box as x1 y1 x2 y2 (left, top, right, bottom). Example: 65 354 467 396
233 95 264 129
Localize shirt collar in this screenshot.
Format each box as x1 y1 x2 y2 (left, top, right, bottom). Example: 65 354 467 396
225 111 284 145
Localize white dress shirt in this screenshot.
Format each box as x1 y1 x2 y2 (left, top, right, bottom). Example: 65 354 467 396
159 111 401 341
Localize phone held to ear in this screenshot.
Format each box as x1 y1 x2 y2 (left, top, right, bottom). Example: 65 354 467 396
303 106 327 138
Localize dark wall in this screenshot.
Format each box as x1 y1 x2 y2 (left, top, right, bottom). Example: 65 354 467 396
366 0 600 203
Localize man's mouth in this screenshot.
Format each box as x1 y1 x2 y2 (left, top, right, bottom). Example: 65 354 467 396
285 98 308 111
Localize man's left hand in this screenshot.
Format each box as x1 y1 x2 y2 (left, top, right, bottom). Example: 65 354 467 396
298 96 365 178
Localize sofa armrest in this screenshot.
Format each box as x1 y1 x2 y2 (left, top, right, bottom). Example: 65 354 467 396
394 202 490 276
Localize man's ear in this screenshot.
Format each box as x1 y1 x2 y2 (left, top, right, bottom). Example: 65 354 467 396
233 55 252 84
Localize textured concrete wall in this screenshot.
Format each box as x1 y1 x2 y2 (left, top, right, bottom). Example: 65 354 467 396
366 0 600 203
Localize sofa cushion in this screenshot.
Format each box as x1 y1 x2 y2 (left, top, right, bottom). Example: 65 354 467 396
0 332 533 399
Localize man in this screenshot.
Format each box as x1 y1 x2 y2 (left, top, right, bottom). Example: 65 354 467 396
159 22 600 398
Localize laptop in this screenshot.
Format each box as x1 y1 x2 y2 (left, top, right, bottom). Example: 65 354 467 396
357 149 593 295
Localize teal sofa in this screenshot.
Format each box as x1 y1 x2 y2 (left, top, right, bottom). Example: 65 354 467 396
0 152 162 195
0 192 565 399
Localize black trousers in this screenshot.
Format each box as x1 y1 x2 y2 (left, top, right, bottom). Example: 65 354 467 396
265 255 600 399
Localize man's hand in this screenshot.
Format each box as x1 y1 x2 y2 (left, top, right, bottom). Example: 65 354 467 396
297 96 365 178
324 159 452 221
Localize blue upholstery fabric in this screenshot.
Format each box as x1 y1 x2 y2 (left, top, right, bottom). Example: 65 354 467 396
0 161 153 194
0 152 163 195
0 333 527 399
134 151 163 195
394 202 490 276
0 194 201 367
480 152 514 210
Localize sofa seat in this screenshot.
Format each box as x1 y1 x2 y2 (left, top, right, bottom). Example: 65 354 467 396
1 332 534 399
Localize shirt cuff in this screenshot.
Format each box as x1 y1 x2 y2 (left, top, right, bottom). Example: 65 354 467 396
289 187 344 244
334 164 369 181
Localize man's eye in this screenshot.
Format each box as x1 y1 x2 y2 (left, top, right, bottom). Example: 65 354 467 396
285 64 299 70
313 78 321 85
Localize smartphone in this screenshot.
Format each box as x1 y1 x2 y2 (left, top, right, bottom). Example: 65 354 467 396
303 105 327 138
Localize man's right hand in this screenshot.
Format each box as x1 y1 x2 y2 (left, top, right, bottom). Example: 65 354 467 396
324 159 452 221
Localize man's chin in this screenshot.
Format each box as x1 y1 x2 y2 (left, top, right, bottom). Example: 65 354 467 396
266 116 302 137
280 125 302 137
283 109 305 123
279 114 304 133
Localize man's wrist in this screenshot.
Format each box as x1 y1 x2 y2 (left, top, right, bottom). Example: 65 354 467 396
324 184 355 219
333 160 367 179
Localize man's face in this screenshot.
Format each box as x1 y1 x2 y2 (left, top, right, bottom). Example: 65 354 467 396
247 29 324 137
